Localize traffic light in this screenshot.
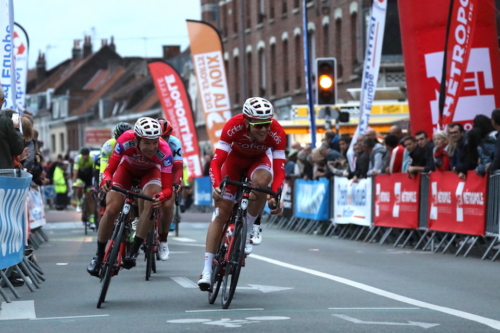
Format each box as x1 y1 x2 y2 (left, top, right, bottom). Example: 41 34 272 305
315 58 337 106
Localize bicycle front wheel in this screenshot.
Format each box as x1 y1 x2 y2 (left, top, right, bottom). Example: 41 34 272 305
208 245 226 304
145 229 154 281
221 217 247 309
97 221 125 308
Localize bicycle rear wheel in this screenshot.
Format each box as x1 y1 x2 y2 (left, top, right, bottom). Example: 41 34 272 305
221 217 247 309
97 221 124 308
208 245 226 304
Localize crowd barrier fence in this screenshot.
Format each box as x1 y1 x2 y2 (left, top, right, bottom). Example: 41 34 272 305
264 171 500 262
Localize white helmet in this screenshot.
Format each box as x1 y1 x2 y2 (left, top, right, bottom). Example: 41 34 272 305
242 97 274 120
134 117 161 139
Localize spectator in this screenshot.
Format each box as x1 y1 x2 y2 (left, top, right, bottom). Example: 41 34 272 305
202 154 212 176
54 160 70 210
363 137 387 176
319 143 342 162
347 136 369 182
432 131 451 171
453 128 480 179
311 148 327 179
365 128 379 142
338 136 351 159
415 130 435 172
388 125 405 145
489 108 500 173
448 123 472 178
285 149 300 180
291 141 303 151
384 134 405 173
472 114 496 175
300 146 314 180
324 130 340 152
405 136 427 175
0 108 24 169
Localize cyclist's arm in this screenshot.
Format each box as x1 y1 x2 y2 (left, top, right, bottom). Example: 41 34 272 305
270 126 288 192
159 171 173 199
172 160 183 185
100 139 114 174
100 151 121 186
209 142 230 188
72 156 80 183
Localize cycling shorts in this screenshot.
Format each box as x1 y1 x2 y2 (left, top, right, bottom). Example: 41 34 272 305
77 168 94 188
111 162 162 193
220 150 273 201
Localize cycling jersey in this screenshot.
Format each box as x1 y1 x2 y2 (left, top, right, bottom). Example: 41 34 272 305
100 138 117 174
167 135 184 185
74 153 95 171
102 130 174 199
210 114 286 192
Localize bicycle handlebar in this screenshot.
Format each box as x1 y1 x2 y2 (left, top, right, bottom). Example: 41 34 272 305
220 176 282 202
111 185 155 202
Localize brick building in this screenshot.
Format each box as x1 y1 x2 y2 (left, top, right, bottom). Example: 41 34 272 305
201 0 406 134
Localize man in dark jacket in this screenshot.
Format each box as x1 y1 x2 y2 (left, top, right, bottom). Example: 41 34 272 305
0 108 24 169
488 109 500 173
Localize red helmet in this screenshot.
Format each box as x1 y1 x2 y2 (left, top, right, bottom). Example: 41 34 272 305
157 118 173 137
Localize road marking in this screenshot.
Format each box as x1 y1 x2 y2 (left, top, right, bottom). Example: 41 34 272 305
56 263 69 266
171 277 198 288
0 301 36 320
31 314 110 320
328 307 420 310
333 314 439 329
168 316 289 327
251 254 500 330
186 308 264 313
172 237 197 242
171 277 293 294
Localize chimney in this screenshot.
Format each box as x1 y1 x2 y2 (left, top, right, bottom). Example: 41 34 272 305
109 36 116 52
83 35 93 57
101 38 108 48
162 45 181 59
72 39 82 60
36 51 46 85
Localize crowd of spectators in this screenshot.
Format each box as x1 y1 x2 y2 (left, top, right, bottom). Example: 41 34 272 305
284 108 500 183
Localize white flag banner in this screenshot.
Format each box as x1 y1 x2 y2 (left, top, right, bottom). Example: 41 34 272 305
14 23 28 112
347 0 387 171
0 0 15 110
333 176 373 226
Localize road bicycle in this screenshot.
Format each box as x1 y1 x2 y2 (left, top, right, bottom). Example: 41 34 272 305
97 184 156 308
75 185 97 235
208 176 281 309
144 208 159 281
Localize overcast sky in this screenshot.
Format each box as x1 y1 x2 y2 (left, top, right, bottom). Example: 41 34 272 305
15 0 201 69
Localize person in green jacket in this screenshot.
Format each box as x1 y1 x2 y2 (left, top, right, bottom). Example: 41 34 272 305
53 161 69 210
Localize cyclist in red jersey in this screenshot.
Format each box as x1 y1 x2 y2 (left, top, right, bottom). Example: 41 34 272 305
87 117 174 276
197 97 286 291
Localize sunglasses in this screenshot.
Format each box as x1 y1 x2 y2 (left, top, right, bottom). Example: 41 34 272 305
249 121 272 129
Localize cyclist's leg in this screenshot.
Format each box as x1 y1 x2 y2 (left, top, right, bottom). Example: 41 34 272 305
84 176 96 227
87 165 130 276
158 195 174 260
73 179 84 212
245 152 273 250
123 168 161 268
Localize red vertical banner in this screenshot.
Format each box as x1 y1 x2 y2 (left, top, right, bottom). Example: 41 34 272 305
148 61 203 178
428 171 487 236
398 0 500 134
374 173 420 229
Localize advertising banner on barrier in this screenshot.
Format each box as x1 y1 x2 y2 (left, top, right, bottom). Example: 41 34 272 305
428 171 487 236
294 178 330 220
186 20 232 148
398 0 500 134
0 172 32 270
148 61 203 178
28 187 46 229
194 176 212 206
333 176 372 226
374 173 420 229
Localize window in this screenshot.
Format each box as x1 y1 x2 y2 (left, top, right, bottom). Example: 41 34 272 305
282 0 287 14
51 134 56 153
59 132 65 153
295 35 302 89
247 52 253 97
270 44 276 95
351 13 358 65
283 40 289 92
258 0 265 24
233 1 238 33
269 1 275 19
258 47 266 96
246 1 251 29
335 18 343 78
308 30 316 69
323 23 330 56
234 56 240 104
294 0 299 9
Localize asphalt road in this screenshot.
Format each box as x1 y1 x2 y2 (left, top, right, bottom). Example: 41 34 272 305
2 209 500 332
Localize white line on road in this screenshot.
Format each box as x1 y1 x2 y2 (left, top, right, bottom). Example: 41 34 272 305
328 307 420 310
0 301 36 320
186 308 264 313
333 314 439 329
251 254 500 330
31 314 110 320
171 277 199 288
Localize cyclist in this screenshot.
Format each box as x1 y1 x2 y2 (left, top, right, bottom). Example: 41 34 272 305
87 117 174 277
156 118 184 260
197 97 286 290
73 147 97 228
